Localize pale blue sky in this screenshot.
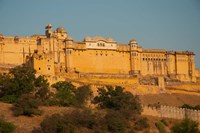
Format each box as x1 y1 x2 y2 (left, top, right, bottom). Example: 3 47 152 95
0 0 200 68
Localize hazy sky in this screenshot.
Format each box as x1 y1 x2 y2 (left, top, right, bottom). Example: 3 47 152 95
0 0 200 68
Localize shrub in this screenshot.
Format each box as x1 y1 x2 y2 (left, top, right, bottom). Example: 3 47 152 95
0 73 11 98
0 95 17 103
8 66 36 96
0 117 15 133
134 117 149 131
194 105 200 110
50 81 76 106
181 104 200 110
75 85 93 107
155 121 166 133
34 75 49 88
34 109 102 133
39 114 76 133
94 86 142 116
51 81 75 91
0 66 41 102
12 94 41 116
103 110 127 133
64 109 98 129
172 119 199 133
160 119 168 126
181 104 194 109
35 84 52 104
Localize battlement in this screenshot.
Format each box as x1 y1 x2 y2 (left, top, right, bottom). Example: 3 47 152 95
142 105 200 123
167 50 195 55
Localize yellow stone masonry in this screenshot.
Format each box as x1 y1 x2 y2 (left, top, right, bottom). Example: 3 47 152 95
0 24 197 82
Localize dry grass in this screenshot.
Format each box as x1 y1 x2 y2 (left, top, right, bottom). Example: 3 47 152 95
139 93 200 107
0 102 74 133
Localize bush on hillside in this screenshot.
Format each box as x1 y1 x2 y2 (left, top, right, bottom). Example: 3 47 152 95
33 109 102 133
38 114 76 133
75 85 93 107
51 81 75 91
134 117 149 131
0 116 15 133
0 66 50 104
94 86 142 117
49 81 76 106
8 66 36 96
103 110 127 133
155 121 166 133
0 95 17 103
12 94 42 116
171 119 199 133
181 104 200 110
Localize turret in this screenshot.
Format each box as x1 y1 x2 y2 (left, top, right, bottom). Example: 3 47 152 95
129 39 141 75
45 24 53 38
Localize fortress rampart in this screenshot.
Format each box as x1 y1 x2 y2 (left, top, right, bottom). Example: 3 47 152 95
0 24 198 82
142 105 200 123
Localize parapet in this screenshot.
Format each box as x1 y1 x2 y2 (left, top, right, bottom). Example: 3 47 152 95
84 36 116 43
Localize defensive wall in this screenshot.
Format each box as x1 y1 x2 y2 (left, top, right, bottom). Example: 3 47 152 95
142 105 200 123
0 24 197 83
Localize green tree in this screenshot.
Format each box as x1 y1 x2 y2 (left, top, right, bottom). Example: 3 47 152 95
75 85 93 107
50 81 76 106
38 114 76 133
0 73 11 97
94 86 142 115
172 119 199 133
134 117 149 131
34 75 49 88
51 81 75 91
12 94 41 116
0 73 18 103
9 65 36 96
0 65 36 102
34 109 101 133
103 110 127 133
34 76 51 104
181 104 200 110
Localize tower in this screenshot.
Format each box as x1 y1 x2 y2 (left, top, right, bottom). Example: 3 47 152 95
129 39 142 75
45 24 53 38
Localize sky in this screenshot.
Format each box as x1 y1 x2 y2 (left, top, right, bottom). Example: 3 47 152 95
0 0 200 68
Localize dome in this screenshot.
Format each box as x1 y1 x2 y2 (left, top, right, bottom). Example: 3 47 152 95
56 27 66 33
84 36 91 41
66 36 73 41
130 39 137 44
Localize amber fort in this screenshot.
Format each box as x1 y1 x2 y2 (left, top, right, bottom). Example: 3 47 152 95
0 24 199 83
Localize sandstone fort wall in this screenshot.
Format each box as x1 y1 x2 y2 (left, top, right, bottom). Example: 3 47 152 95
142 105 200 123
